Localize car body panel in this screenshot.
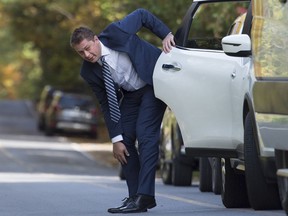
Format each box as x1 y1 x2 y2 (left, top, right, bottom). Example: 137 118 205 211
154 47 250 151
251 0 288 153
37 85 57 130
253 82 288 152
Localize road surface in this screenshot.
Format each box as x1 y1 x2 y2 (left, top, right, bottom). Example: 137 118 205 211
0 99 285 216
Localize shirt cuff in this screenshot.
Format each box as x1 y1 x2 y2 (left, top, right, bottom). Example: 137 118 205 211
111 135 123 144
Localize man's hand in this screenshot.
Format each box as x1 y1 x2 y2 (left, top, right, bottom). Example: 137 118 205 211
162 32 175 53
113 141 130 165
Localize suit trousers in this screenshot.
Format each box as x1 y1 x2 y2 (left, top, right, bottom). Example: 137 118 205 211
119 85 166 197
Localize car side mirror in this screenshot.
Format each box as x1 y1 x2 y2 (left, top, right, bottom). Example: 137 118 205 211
221 34 251 57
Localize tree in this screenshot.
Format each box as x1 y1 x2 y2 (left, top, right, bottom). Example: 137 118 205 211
2 0 231 99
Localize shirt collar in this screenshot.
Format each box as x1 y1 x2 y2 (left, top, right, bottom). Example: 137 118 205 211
98 42 110 65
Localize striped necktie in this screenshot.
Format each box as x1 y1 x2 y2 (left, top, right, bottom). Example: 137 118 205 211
101 57 121 123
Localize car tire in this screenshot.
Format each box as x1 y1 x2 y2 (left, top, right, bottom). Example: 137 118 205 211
45 125 55 136
37 119 45 131
161 122 194 186
221 158 250 208
171 124 193 186
211 157 222 195
199 157 212 192
119 166 126 180
161 161 172 185
244 112 281 210
89 131 98 139
275 149 288 214
172 157 193 186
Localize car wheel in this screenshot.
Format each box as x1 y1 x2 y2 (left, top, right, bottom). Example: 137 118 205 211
119 166 126 180
211 157 222 195
199 157 212 192
244 112 281 210
275 149 288 214
161 161 172 185
89 131 98 139
37 118 45 131
172 157 193 186
221 158 250 208
45 124 55 136
159 127 172 185
171 124 193 186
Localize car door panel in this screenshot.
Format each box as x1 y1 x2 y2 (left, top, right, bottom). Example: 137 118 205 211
153 47 244 151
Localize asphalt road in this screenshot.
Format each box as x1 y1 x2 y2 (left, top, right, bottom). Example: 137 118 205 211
0 99 285 216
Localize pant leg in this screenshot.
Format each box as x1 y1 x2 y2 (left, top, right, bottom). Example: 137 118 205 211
119 90 141 197
136 86 166 196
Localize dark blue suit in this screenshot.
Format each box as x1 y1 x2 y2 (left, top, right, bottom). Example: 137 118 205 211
80 8 170 197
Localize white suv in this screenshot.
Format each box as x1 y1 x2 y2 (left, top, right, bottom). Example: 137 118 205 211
153 0 286 211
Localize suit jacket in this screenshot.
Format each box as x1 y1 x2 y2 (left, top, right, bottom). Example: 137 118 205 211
80 8 171 139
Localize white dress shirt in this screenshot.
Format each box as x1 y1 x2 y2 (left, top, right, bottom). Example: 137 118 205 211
98 42 146 143
99 42 146 91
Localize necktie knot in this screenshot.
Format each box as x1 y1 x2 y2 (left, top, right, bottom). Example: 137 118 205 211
100 56 105 64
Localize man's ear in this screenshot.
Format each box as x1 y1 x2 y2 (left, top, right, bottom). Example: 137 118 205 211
94 35 99 41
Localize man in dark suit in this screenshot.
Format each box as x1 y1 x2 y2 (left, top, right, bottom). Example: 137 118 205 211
70 8 174 213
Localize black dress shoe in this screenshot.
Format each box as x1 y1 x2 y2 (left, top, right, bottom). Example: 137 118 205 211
107 196 135 213
107 194 156 214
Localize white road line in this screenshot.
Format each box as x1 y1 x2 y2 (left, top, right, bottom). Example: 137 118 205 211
156 192 222 208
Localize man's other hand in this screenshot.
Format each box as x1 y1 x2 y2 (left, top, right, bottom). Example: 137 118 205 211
113 141 130 165
162 32 175 53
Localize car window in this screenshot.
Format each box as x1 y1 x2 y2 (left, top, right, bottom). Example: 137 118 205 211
227 13 247 35
186 1 250 50
60 95 94 110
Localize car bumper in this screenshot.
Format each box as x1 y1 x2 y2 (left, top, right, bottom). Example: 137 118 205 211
56 122 95 132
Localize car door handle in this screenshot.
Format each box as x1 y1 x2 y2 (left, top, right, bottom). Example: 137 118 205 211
162 64 181 71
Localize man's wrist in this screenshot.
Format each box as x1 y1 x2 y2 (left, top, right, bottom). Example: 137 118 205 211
111 135 123 144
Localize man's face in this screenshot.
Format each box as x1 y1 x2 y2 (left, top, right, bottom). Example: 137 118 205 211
73 35 101 63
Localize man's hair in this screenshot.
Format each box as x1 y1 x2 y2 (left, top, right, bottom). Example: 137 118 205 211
70 26 95 47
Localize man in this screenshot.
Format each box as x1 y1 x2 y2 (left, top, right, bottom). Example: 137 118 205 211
70 8 174 214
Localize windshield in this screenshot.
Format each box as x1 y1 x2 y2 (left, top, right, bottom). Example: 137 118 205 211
60 95 94 110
